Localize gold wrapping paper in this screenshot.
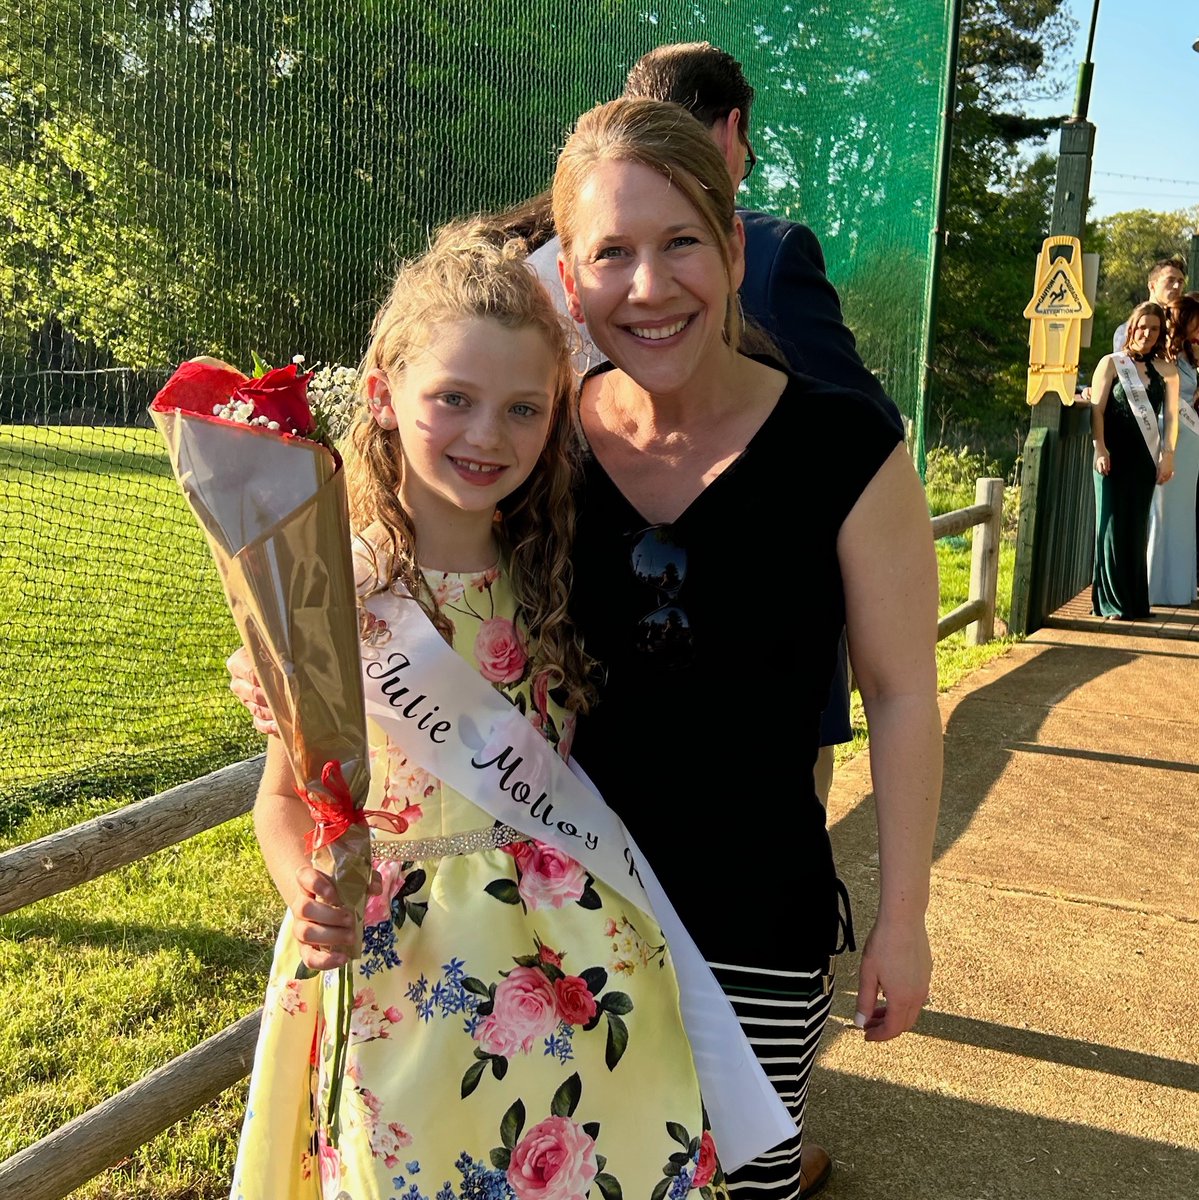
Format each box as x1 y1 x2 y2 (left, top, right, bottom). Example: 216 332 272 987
152 407 371 952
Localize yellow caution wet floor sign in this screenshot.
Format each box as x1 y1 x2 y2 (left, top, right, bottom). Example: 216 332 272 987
1024 235 1093 405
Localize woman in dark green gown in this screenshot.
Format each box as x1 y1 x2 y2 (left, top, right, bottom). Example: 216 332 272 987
1091 302 1180 618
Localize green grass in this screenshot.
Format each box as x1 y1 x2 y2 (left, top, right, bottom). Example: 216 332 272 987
1 425 274 1197
836 445 1021 766
0 425 261 828
0 429 1022 1195
0 815 279 1196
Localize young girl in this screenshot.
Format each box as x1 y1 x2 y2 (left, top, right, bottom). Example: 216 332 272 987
230 221 731 1200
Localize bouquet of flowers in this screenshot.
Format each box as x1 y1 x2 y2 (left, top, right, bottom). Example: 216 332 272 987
150 355 372 952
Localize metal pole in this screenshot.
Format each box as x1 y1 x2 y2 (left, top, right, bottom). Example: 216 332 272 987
1072 0 1102 120
915 0 963 479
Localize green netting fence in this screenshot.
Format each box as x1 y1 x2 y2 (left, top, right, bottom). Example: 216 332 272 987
0 0 954 824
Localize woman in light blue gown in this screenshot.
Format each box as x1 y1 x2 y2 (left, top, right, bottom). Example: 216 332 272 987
1148 294 1199 606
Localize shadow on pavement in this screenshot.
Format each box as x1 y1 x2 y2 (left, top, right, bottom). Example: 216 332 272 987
805 1068 1198 1200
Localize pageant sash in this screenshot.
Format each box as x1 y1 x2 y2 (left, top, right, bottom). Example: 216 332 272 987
1113 354 1161 462
1175 393 1198 440
358 582 795 1171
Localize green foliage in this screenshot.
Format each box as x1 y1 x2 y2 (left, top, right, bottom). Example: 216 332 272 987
0 1 952 441
735 2 952 426
0 0 609 372
1085 207 1198 369
932 150 1058 463
924 443 1022 532
928 0 1075 465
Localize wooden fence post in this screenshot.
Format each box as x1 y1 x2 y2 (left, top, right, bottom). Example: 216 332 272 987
931 481 1005 643
967 478 1005 645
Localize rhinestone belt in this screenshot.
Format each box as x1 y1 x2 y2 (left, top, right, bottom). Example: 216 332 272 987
370 824 531 861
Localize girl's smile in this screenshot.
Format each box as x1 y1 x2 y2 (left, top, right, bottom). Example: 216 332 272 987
368 316 559 566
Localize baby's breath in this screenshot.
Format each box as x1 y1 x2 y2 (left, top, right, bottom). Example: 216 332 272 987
306 362 361 443
210 398 282 430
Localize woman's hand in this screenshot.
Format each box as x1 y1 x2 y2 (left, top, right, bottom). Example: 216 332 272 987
854 913 933 1042
1094 449 1111 475
226 645 279 736
1158 449 1175 485
289 863 382 971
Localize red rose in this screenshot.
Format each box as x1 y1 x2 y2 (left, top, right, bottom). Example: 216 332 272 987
538 942 563 968
692 1131 718 1189
553 975 597 1026
151 358 316 438
230 363 315 436
151 357 247 415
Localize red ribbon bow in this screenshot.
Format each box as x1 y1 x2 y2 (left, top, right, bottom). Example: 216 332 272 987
301 759 410 853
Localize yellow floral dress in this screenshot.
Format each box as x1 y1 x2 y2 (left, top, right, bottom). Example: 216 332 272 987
231 566 729 1200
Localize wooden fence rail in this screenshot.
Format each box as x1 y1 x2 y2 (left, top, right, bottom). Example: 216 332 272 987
0 756 263 917
0 1013 262 1200
932 477 1005 645
0 477 1006 1197
0 756 268 1198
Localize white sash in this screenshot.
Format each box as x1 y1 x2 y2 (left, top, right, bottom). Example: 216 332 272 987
1113 354 1161 461
1175 395 1199 440
358 583 795 1172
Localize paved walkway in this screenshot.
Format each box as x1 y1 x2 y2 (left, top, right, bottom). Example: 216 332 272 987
809 606 1199 1200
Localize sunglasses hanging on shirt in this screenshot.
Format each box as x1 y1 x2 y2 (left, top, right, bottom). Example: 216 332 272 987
628 524 693 669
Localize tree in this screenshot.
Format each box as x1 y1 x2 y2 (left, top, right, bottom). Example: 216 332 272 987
0 0 640 385
927 0 1076 464
1085 206 1198 362
0 0 963 435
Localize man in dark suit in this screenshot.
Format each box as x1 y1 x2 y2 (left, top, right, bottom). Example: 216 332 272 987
585 41 903 1200
736 208 901 425
623 43 901 427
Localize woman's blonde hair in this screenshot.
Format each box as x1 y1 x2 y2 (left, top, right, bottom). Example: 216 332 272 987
343 216 597 713
551 97 745 348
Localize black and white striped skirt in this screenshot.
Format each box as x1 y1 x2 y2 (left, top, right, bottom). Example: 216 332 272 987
709 960 836 1200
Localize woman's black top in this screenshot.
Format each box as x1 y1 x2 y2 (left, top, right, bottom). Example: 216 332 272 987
567 366 903 969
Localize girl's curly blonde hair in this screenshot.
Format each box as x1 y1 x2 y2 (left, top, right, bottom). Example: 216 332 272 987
343 216 597 714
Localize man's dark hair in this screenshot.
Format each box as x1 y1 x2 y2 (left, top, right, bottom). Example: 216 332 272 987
1148 256 1186 284
623 41 754 128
